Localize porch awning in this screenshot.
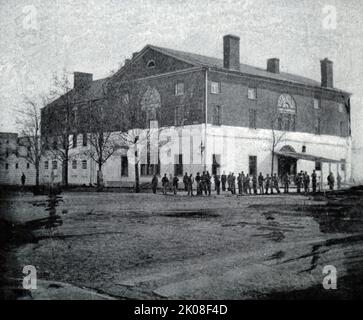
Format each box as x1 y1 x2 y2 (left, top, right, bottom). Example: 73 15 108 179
274 151 342 163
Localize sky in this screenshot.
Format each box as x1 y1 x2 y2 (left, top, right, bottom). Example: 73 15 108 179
0 0 362 147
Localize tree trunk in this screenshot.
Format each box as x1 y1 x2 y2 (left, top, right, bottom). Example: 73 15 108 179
271 150 275 177
97 163 104 192
35 163 40 187
62 159 68 187
134 162 140 193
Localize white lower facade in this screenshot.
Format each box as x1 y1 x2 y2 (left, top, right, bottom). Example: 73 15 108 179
0 155 37 186
38 124 352 188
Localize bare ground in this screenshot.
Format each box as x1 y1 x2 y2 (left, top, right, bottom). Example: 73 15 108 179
1 188 363 299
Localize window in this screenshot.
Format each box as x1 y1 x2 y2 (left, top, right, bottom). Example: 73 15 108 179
302 145 306 153
278 114 295 132
341 159 346 171
174 105 189 126
314 98 321 109
72 134 77 148
72 106 78 125
15 163 18 169
248 88 257 100
52 160 57 170
212 154 221 175
212 105 222 126
315 117 321 135
82 160 87 169
82 133 87 147
315 161 322 171
5 163 8 170
278 116 282 130
147 60 155 68
340 121 344 136
174 154 183 176
175 82 184 96
121 156 128 177
27 163 30 169
249 156 257 176
44 161 49 170
72 160 77 169
211 82 221 94
141 163 160 176
249 109 257 129
338 103 344 113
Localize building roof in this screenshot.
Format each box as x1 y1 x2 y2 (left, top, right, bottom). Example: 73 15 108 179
73 78 108 101
45 78 108 109
275 150 342 163
148 45 348 93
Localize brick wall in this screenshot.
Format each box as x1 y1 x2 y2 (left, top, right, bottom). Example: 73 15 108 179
207 70 350 137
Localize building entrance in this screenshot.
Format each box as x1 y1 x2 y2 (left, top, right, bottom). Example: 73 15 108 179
277 145 297 177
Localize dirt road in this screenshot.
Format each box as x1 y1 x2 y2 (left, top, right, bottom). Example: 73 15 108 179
1 189 363 299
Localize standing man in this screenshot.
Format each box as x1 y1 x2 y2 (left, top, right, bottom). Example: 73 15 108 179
265 174 271 194
161 174 169 195
206 171 212 196
221 171 227 192
258 172 264 195
183 172 189 192
21 172 26 188
237 173 243 195
272 173 280 194
252 174 258 195
214 174 221 195
327 172 335 190
173 175 179 195
195 172 201 195
304 171 310 194
230 173 236 195
151 174 158 194
337 173 342 190
227 172 232 192
201 171 207 195
246 174 252 195
187 173 194 196
282 172 289 194
311 170 317 193
241 171 246 195
296 172 303 193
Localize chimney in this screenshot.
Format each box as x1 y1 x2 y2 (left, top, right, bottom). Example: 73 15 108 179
320 58 333 88
74 72 93 90
223 34 240 71
267 58 280 74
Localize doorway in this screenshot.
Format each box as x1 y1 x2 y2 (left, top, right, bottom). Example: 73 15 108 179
278 156 297 177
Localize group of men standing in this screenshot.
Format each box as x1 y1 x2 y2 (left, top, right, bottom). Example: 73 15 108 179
151 170 343 196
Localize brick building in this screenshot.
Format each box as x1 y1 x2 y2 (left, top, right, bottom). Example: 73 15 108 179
0 132 36 185
41 34 352 188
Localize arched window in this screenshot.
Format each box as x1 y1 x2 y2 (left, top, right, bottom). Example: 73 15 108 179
147 60 156 68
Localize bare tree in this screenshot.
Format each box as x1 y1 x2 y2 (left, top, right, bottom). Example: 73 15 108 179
268 113 287 176
107 61 156 193
46 70 74 187
82 98 123 190
15 95 46 187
